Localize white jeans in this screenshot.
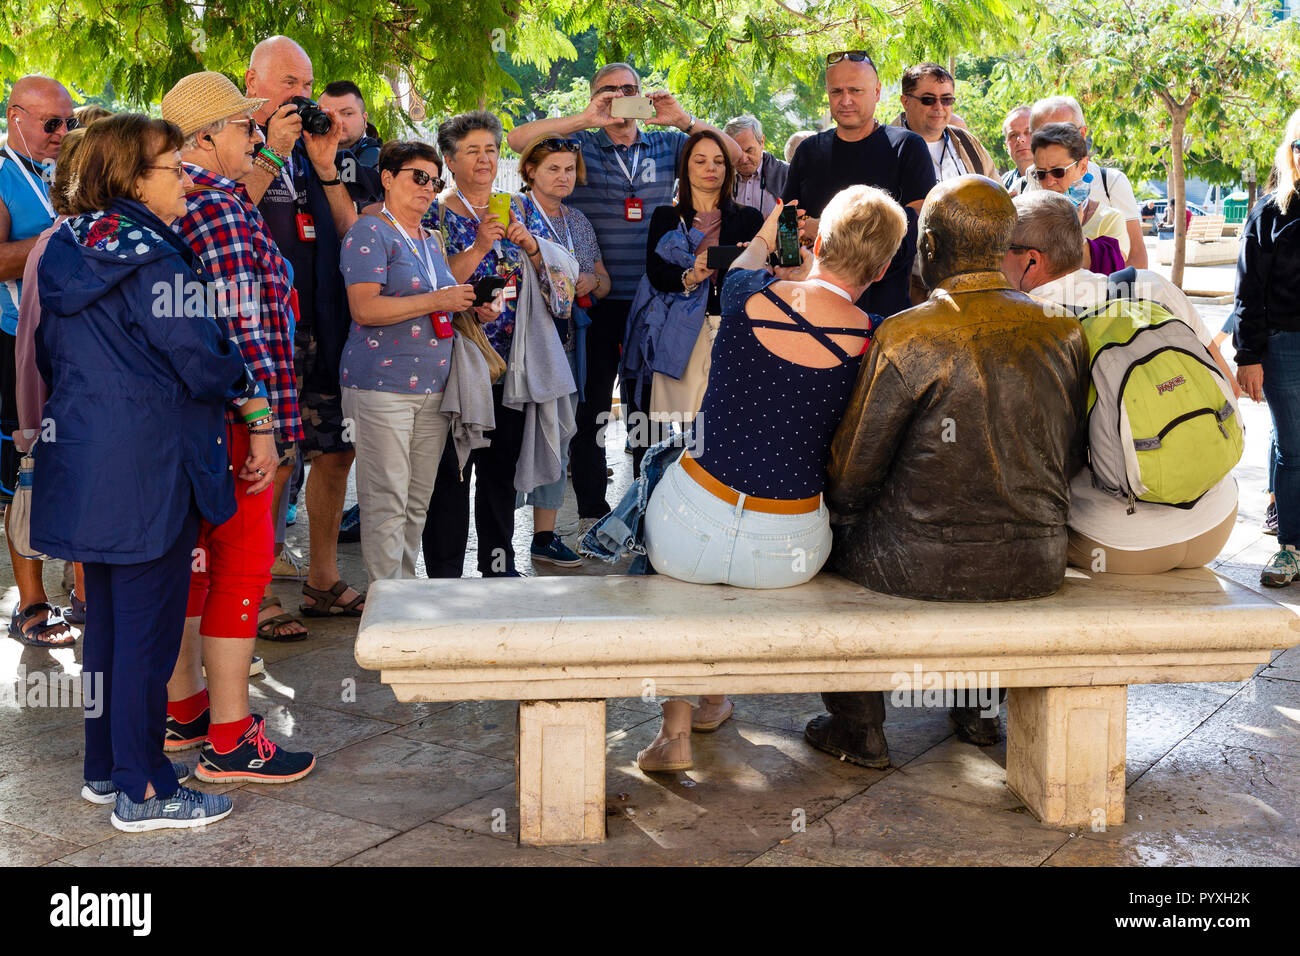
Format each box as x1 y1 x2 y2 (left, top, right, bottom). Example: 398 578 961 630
342 388 449 580
644 458 831 589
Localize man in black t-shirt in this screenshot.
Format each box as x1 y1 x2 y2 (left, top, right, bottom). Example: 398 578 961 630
783 52 935 317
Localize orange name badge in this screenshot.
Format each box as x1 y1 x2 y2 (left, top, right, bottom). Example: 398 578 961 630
296 213 316 242
624 197 643 222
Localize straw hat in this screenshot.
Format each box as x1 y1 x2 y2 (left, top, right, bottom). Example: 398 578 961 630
161 72 268 138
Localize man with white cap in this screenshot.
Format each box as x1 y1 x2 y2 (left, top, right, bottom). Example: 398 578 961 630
157 72 316 787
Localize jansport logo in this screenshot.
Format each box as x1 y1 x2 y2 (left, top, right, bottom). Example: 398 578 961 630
1156 374 1186 395
49 886 151 936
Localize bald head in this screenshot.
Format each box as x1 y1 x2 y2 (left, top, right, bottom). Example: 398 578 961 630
917 174 1016 290
6 75 75 162
245 36 314 121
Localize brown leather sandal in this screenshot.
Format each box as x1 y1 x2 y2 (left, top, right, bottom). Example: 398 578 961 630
257 596 308 642
299 580 366 618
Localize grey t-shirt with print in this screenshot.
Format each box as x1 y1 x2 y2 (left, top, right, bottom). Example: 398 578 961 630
339 214 457 394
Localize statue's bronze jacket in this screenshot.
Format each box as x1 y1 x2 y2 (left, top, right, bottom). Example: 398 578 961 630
826 271 1090 602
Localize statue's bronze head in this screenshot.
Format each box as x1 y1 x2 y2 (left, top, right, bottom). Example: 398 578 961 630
917 175 1016 291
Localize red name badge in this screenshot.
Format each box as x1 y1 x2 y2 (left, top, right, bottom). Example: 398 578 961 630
431 312 454 339
625 197 643 222
296 213 316 242
501 276 518 302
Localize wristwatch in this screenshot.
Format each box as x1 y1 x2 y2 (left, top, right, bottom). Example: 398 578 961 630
318 174 342 187
683 115 697 134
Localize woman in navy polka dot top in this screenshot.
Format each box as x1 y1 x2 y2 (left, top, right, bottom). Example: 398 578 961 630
635 186 911 774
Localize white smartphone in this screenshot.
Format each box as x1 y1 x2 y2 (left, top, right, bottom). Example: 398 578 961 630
610 96 655 120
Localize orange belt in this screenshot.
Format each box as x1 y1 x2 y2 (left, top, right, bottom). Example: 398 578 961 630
680 455 822 515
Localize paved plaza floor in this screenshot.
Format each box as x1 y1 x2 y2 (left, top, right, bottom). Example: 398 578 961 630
1 294 1296 867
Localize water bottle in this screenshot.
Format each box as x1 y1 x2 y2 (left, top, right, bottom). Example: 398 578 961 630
1067 172 1093 208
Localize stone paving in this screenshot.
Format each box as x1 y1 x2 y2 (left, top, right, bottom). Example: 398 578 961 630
1 298 1297 867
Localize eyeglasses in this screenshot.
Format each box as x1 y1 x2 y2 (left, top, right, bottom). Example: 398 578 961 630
826 50 875 68
12 104 79 135
396 168 444 189
1008 244 1032 253
227 119 263 141
596 84 639 96
534 139 582 154
906 93 957 108
145 163 186 180
1031 160 1081 181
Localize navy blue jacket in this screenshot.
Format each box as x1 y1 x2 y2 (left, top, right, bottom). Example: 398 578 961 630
32 198 257 564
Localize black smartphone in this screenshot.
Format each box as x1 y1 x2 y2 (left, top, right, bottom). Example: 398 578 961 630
706 245 743 272
777 205 802 267
472 275 507 307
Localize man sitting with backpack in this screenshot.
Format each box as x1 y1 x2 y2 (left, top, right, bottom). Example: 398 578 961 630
1006 192 1242 573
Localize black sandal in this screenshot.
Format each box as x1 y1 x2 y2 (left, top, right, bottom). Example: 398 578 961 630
9 602 78 648
257 596 308 642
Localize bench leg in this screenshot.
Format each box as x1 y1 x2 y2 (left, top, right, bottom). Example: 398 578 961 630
1005 685 1126 829
517 700 606 846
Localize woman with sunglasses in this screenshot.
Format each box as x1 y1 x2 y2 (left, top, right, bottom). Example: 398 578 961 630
1235 109 1300 588
33 114 264 831
515 135 610 567
1030 123 1130 270
340 140 475 581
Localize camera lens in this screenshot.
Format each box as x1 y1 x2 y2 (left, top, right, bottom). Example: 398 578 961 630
290 96 332 136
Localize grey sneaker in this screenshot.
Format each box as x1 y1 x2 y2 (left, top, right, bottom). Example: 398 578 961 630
82 761 192 805
110 784 233 832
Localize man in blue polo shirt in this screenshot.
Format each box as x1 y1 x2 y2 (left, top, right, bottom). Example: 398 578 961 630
0 75 77 648
506 64 740 530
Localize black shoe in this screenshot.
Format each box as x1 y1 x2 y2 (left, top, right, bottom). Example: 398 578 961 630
194 715 316 784
338 504 361 543
803 713 891 769
949 706 1002 746
1258 502 1279 538
164 708 210 753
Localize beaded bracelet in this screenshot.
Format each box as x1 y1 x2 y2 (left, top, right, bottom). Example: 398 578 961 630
258 147 286 168
245 417 274 430
248 428 274 436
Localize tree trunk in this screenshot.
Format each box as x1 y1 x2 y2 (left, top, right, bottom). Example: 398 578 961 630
1248 179 1258 210
1170 108 1188 289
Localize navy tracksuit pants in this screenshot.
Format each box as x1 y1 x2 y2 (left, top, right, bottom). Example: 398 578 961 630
81 508 199 803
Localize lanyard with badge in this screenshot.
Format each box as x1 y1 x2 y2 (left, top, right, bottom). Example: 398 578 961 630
2 145 54 220
269 143 315 242
455 188 517 304
526 194 575 255
379 206 453 339
610 144 643 221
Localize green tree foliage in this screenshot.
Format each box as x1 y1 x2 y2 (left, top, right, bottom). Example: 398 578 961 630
961 0 1298 284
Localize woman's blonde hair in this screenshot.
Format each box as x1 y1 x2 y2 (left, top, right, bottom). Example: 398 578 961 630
1274 108 1300 215
816 185 908 286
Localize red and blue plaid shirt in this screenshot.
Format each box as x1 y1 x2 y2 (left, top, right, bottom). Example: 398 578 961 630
174 164 302 441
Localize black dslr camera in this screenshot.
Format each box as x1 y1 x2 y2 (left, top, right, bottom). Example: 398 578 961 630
289 95 332 136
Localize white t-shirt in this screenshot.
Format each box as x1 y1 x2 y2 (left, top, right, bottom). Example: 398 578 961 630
1029 268 1239 550
927 132 968 182
1027 164 1140 221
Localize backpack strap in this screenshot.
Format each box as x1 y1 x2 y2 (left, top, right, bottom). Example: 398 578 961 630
1100 166 1112 202
1106 266 1139 301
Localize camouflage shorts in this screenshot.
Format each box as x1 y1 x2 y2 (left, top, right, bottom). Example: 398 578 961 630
294 324 353 461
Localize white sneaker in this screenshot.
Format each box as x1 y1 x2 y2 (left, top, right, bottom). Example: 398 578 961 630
270 548 306 580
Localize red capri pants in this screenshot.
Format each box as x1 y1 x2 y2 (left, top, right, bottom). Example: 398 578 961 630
186 423 274 637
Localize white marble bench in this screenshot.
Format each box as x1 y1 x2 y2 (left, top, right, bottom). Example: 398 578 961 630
354 568 1299 846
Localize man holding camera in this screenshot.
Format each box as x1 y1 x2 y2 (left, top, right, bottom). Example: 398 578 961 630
242 35 365 628
319 80 383 211
505 63 741 534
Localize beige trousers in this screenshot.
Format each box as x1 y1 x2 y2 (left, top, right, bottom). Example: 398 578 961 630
342 388 449 581
1067 506 1238 574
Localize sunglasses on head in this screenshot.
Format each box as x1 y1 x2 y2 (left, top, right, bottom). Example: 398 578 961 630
13 104 78 134
395 167 444 189
827 50 875 67
534 138 582 154
597 84 639 96
906 93 957 108
1031 159 1081 181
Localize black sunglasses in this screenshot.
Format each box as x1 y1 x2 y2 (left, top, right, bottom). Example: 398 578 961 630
826 50 875 67
596 84 639 96
906 93 957 108
534 138 582 154
396 167 445 189
1031 160 1081 182
13 104 78 135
